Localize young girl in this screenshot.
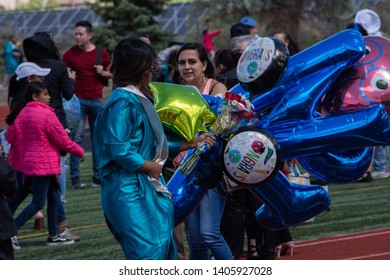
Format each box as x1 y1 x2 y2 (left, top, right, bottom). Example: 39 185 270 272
6 81 85 247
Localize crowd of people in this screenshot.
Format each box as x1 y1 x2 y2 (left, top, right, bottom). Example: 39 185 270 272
0 8 388 260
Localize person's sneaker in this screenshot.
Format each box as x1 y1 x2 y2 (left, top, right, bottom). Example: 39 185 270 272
47 236 75 246
371 171 390 179
71 177 86 189
11 236 21 250
59 228 80 242
91 177 101 188
58 220 80 242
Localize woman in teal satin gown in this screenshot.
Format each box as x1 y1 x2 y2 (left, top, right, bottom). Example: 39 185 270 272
93 36 177 259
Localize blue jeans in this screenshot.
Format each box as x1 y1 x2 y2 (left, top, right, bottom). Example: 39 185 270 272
70 98 103 180
186 186 233 260
8 172 66 231
59 156 67 203
11 176 59 236
372 146 389 172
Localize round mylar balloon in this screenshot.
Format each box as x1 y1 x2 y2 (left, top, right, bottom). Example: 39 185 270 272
222 127 281 187
237 37 289 97
150 82 217 141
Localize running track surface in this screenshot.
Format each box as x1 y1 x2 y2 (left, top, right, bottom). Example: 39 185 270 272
278 228 390 260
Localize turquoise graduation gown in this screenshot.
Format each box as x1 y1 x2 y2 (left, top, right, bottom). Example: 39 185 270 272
93 87 177 260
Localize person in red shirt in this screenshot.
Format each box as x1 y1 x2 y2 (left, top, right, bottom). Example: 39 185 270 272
63 20 112 189
202 18 223 61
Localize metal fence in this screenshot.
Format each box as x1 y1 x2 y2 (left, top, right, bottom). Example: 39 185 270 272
0 3 206 39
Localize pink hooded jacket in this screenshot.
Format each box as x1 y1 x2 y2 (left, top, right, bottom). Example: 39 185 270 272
6 101 84 176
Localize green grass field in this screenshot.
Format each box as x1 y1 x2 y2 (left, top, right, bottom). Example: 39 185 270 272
12 154 390 260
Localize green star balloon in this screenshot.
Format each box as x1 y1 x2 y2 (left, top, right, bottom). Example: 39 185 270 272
150 82 217 141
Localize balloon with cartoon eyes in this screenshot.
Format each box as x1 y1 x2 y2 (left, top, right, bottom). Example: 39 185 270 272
324 36 390 115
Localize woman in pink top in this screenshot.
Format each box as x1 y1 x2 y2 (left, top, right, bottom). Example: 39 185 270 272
6 82 85 247
176 42 233 260
173 42 227 167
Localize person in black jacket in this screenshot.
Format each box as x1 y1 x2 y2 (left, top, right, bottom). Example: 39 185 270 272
0 157 18 259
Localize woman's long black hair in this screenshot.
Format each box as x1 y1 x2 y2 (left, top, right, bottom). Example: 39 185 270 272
6 81 46 125
110 36 157 88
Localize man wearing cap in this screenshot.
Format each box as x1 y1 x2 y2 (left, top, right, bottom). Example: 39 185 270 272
8 62 51 110
240 16 260 39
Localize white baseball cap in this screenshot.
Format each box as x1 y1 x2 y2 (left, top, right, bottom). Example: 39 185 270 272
15 62 51 81
354 9 382 36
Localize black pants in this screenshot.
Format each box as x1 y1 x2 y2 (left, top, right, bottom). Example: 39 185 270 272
221 189 276 260
220 190 246 259
245 192 275 260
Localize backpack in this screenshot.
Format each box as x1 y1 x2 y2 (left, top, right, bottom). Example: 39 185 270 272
95 45 109 87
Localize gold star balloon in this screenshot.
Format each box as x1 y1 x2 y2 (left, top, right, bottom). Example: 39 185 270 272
150 82 217 141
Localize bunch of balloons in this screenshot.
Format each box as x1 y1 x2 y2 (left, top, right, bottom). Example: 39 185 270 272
151 29 390 229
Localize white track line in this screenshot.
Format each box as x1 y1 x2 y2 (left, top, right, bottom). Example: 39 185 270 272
296 229 390 247
345 252 390 260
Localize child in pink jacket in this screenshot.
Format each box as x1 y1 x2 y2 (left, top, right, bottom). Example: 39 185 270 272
6 81 85 247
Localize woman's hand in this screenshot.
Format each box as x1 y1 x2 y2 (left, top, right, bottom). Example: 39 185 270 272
67 68 76 80
190 132 216 148
139 160 163 179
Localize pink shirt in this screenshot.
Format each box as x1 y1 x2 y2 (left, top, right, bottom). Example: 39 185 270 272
203 30 223 52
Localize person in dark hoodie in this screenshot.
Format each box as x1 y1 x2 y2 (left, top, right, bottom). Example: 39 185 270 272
8 32 80 242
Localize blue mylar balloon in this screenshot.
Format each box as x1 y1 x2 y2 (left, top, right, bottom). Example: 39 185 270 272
201 94 223 114
168 138 223 226
246 29 389 185
251 171 331 229
228 83 250 99
298 147 373 184
237 29 390 227
267 105 390 159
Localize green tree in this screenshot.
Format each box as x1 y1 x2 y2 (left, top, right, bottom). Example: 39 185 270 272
88 0 174 52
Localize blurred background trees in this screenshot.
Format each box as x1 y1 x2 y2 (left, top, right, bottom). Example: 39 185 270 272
193 0 390 50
